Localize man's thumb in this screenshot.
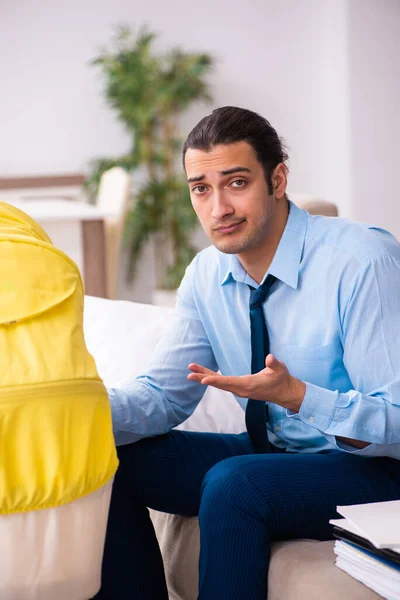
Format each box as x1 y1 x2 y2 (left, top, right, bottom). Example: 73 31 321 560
265 353 279 369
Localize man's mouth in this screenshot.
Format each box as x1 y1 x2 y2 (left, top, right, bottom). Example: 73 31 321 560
213 219 246 234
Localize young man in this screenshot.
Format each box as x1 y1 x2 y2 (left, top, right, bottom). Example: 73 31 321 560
94 107 400 600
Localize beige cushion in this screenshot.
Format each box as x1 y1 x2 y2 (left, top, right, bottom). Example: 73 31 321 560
291 196 339 217
299 199 338 217
149 510 382 600
269 540 381 600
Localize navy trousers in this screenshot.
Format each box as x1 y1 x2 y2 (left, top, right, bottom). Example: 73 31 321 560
93 431 400 600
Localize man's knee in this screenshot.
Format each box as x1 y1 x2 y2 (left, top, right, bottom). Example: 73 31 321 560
200 455 286 528
202 455 243 491
200 456 263 517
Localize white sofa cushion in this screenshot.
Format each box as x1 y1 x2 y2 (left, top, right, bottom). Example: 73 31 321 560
83 295 246 434
83 296 174 389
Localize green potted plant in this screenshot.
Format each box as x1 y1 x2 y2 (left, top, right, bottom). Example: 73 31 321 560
89 26 214 304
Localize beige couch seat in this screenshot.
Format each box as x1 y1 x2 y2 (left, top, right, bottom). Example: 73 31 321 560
150 511 382 600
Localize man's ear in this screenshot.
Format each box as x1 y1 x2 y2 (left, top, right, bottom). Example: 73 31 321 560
271 163 287 200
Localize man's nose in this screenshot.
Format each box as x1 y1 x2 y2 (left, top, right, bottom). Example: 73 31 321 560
211 192 234 221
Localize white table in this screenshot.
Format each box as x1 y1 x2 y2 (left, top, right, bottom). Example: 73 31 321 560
8 199 116 298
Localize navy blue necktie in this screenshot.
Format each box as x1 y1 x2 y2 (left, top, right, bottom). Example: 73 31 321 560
245 274 277 453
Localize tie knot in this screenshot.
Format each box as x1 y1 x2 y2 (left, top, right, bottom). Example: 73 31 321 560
249 274 276 309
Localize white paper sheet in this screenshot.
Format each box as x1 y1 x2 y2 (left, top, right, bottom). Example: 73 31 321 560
330 518 400 554
336 500 400 549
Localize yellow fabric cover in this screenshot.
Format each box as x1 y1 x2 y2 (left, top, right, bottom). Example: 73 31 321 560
0 201 118 514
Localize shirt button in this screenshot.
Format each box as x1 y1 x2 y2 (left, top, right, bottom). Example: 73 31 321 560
275 425 281 432
308 416 315 423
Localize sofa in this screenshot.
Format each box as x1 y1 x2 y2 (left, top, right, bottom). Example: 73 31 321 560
83 293 382 600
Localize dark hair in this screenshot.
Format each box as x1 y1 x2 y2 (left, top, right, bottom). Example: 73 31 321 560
182 106 288 194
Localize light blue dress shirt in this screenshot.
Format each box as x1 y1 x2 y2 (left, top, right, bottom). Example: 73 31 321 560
110 201 400 458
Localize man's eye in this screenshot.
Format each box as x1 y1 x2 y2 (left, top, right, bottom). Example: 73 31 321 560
192 185 207 194
230 179 246 188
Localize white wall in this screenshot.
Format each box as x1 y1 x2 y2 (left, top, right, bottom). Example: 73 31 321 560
348 0 400 240
0 0 351 301
0 0 398 300
0 0 347 199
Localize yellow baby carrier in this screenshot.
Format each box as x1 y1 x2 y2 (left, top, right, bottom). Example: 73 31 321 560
0 201 118 599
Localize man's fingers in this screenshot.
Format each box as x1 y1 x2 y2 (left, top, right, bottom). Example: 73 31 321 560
200 375 254 397
188 367 282 401
188 363 217 376
189 365 255 390
187 373 232 386
201 375 235 388
187 372 208 383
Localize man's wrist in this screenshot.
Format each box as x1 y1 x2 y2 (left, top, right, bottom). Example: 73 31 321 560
335 435 371 449
285 377 306 413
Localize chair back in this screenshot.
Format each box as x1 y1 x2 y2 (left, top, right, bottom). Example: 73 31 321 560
96 167 131 216
96 168 132 299
290 194 339 217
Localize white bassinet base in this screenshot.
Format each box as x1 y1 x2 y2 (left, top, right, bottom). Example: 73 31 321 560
0 479 113 600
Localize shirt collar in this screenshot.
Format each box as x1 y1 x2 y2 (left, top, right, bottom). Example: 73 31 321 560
220 200 307 289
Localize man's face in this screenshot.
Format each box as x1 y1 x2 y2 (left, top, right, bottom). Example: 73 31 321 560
185 141 277 255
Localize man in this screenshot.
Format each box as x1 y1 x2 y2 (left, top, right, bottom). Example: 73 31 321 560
94 107 400 600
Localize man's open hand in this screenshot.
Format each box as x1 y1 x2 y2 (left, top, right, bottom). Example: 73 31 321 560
188 354 306 413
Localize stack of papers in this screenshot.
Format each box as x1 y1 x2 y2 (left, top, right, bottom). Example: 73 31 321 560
330 500 400 600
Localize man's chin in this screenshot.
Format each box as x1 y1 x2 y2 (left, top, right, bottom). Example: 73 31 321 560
212 239 249 255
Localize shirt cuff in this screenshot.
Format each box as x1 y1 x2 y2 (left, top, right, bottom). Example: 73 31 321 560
286 382 337 432
108 388 123 429
108 388 141 446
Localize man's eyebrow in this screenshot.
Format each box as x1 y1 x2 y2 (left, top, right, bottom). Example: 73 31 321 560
187 167 251 184
187 174 206 183
220 166 251 176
